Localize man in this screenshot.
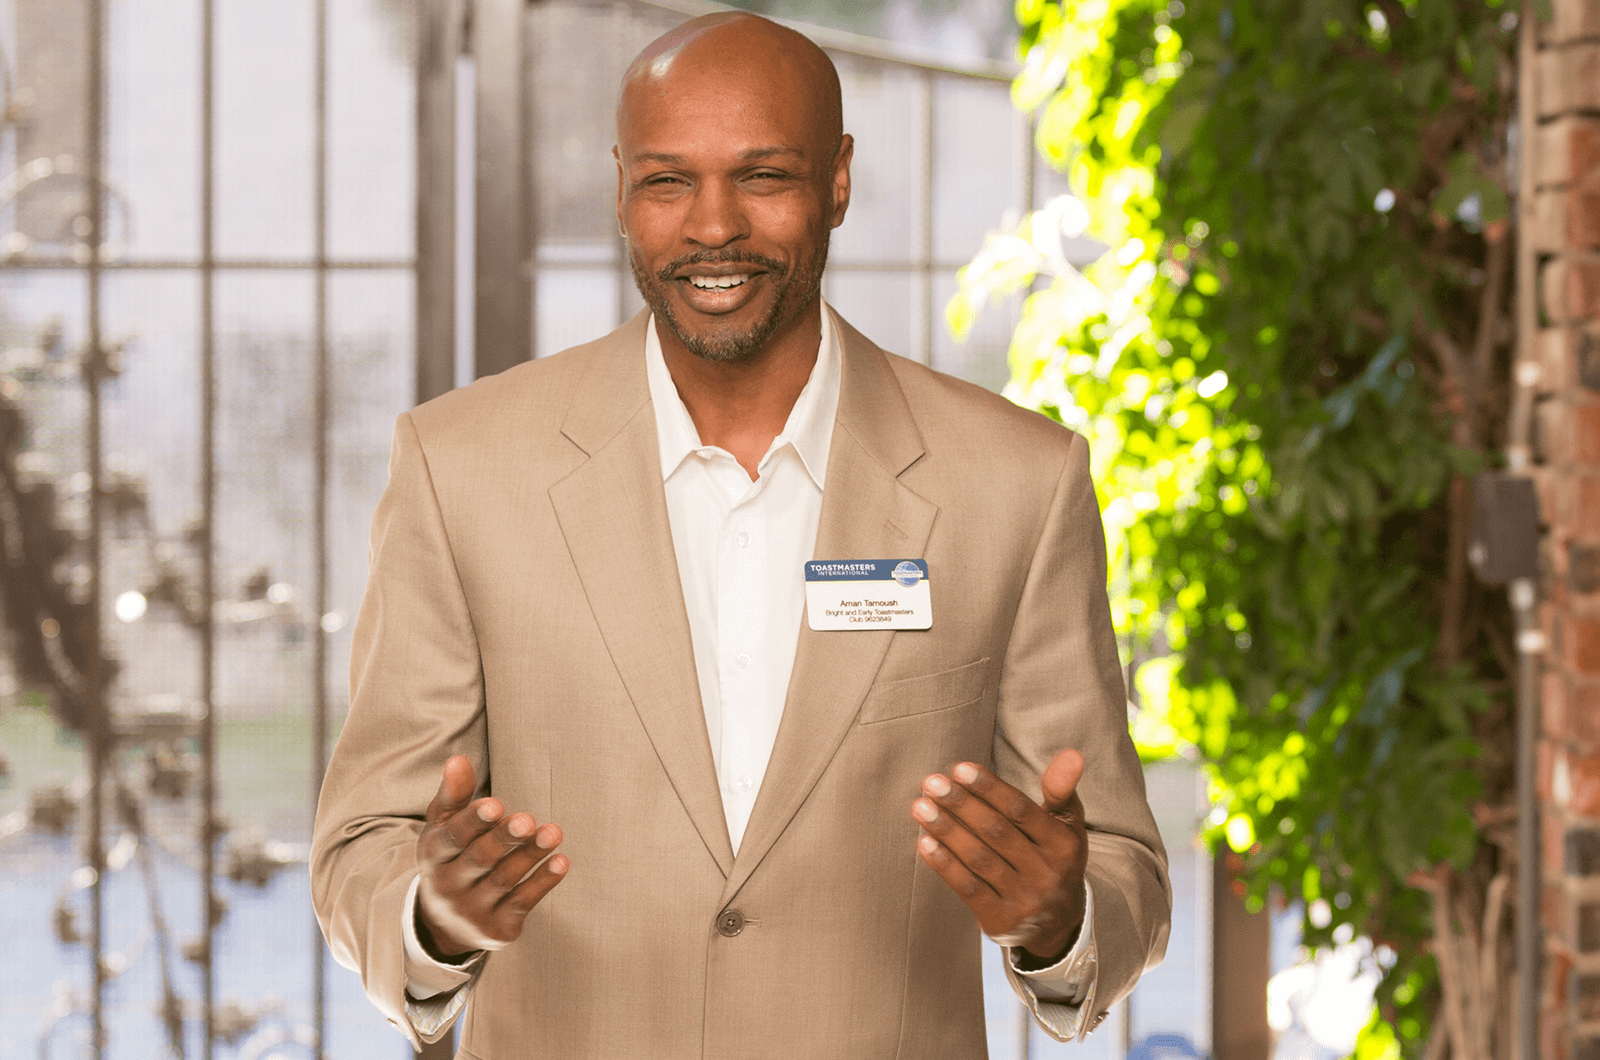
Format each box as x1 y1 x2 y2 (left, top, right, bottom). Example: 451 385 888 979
312 12 1169 1058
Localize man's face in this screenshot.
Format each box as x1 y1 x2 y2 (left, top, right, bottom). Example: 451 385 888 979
615 55 852 363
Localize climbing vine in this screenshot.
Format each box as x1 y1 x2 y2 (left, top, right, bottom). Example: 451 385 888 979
952 0 1522 1054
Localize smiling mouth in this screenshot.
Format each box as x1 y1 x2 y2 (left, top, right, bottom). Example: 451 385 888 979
686 274 752 290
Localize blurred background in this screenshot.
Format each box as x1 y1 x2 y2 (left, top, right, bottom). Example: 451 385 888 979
0 0 1217 1057
1 0 1588 1059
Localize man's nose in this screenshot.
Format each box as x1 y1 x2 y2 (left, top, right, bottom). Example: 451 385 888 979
682 179 748 248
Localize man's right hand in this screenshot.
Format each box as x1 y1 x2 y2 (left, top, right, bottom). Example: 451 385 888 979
415 754 568 959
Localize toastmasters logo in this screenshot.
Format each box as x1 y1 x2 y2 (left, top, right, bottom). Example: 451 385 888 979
892 561 923 587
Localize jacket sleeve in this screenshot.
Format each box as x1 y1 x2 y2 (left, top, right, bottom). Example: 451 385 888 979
991 429 1172 1038
310 411 489 1048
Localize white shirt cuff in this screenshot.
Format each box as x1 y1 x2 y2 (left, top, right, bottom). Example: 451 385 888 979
1000 879 1100 1041
401 875 483 1039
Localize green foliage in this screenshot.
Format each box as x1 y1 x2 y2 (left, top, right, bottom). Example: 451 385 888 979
955 0 1519 1052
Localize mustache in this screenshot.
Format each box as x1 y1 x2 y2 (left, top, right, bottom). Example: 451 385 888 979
655 250 787 284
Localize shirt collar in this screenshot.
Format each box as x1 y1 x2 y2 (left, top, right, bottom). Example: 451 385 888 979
645 303 841 489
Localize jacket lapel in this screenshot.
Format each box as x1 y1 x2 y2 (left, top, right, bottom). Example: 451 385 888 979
722 312 937 901
548 313 736 876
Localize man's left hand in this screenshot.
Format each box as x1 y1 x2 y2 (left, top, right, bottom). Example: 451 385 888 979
911 748 1088 966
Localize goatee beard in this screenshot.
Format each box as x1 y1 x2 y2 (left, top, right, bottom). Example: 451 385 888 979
628 241 828 363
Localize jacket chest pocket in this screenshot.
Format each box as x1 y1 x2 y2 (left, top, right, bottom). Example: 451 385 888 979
858 657 989 724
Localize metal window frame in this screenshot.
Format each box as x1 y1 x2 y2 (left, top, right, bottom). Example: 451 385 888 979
58 0 339 1054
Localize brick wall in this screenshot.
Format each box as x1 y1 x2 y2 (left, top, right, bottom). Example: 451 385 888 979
1535 2 1600 1058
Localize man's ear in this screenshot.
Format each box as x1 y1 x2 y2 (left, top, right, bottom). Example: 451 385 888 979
613 144 627 238
830 134 854 229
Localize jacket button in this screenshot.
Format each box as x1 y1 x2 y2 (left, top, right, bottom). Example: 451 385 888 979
716 909 745 937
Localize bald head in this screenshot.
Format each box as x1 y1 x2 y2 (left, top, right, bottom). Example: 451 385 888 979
611 12 853 366
616 13 843 158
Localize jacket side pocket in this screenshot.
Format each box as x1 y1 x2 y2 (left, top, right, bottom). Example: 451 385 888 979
859 657 989 724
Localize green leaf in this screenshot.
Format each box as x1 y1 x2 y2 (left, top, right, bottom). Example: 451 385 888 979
1359 648 1423 727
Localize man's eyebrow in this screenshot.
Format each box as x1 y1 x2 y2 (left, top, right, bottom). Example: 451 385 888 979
628 146 805 166
736 146 803 162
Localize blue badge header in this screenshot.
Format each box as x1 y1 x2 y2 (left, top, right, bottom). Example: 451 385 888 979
805 559 929 582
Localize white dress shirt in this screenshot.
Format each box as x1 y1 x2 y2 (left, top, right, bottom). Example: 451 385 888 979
400 305 1101 1041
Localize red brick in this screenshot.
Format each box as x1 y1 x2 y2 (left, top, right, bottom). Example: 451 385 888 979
1535 466 1562 524
1550 812 1573 874
1575 681 1600 748
1544 255 1600 323
1540 44 1600 117
1545 737 1561 802
1541 400 1571 464
1554 950 1577 1010
1573 751 1600 816
1575 614 1600 675
1539 117 1600 188
1537 188 1600 252
1550 879 1571 935
1551 561 1573 613
1550 672 1573 738
1580 186 1600 251
1542 328 1574 394
1578 475 1600 537
1577 403 1600 465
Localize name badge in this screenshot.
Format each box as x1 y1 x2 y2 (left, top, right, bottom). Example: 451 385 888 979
805 560 932 631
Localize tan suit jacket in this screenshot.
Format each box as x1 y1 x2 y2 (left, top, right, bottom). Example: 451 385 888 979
311 310 1170 1060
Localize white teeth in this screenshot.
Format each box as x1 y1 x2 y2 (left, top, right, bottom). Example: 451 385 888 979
688 274 750 290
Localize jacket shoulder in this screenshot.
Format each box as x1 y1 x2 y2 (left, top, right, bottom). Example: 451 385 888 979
406 344 588 440
404 314 647 447
882 352 1083 465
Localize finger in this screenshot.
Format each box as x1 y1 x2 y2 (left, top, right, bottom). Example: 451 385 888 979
496 853 570 922
949 762 1062 848
425 755 478 825
1041 748 1086 814
420 796 504 865
917 834 1001 918
448 809 543 881
912 796 1020 893
482 822 562 892
922 773 1049 876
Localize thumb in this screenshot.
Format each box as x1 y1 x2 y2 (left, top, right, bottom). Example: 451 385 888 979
1041 748 1085 814
428 754 477 823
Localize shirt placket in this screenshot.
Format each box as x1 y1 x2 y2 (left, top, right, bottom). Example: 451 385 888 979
713 459 767 851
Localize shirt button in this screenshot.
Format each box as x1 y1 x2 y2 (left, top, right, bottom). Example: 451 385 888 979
736 531 750 547
734 775 753 792
716 909 745 937
736 653 751 669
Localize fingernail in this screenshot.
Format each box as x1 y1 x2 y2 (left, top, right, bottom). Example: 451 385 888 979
550 856 568 875
912 800 938 823
507 817 530 838
919 835 939 855
954 763 978 784
534 827 556 850
477 804 499 822
924 774 950 797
